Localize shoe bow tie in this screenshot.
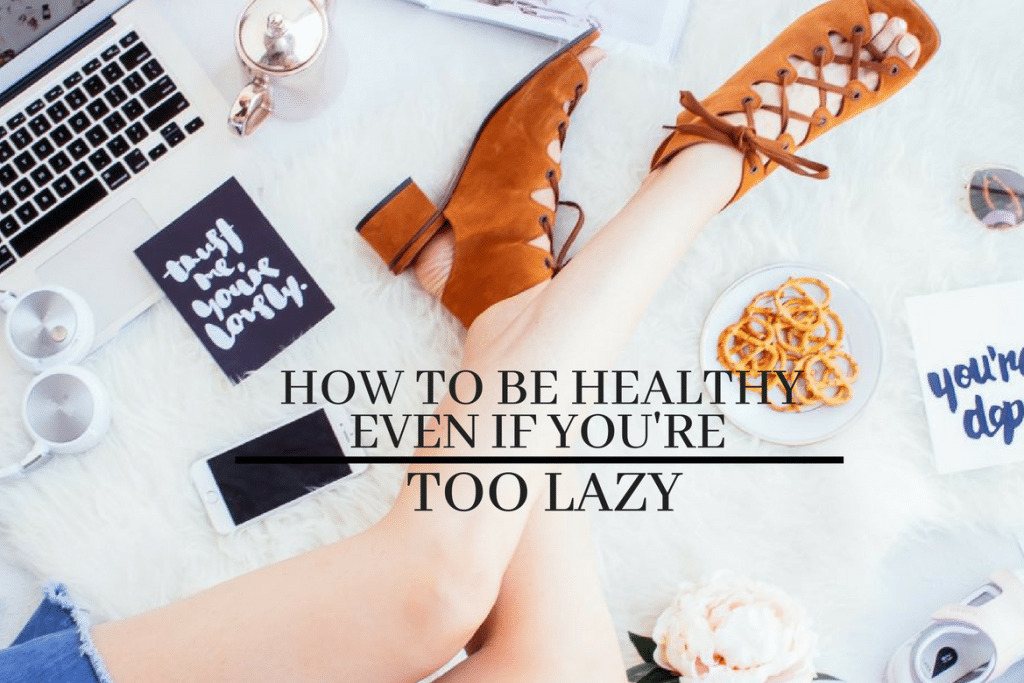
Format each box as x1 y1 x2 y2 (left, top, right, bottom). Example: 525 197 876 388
668 91 831 180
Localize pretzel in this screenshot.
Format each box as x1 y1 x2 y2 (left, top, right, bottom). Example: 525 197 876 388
716 276 857 412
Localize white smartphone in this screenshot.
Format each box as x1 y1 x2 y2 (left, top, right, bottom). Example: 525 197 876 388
190 406 368 534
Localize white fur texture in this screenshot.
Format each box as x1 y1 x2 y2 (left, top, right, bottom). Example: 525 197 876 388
2 0 1023 680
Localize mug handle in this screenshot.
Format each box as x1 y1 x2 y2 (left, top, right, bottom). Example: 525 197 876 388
229 79 273 137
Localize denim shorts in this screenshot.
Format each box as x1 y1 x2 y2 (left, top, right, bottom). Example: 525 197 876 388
0 584 113 683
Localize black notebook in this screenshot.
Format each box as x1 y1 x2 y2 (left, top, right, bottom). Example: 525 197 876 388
135 178 334 383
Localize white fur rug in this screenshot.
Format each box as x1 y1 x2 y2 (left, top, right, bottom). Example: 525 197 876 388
3 0 1024 679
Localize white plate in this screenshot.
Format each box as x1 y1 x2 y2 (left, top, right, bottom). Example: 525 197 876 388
699 264 884 446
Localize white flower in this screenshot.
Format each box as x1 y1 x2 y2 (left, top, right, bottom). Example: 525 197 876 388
651 573 817 683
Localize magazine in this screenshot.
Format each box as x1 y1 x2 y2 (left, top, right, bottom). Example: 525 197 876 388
404 0 691 63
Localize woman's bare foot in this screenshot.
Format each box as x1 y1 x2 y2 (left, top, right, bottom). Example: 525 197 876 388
414 46 606 300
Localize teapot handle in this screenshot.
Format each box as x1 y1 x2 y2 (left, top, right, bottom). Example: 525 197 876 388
229 78 273 137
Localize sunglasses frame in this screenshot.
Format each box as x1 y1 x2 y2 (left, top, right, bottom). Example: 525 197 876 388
961 164 1024 231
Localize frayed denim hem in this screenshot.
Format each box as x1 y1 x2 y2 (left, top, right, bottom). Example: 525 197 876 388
43 583 115 683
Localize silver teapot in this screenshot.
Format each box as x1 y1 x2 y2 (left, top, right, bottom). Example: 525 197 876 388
229 0 344 136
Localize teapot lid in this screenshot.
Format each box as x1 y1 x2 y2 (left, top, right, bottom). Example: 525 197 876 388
236 0 328 74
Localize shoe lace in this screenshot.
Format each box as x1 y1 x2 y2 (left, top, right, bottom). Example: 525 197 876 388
539 82 587 274
666 23 900 180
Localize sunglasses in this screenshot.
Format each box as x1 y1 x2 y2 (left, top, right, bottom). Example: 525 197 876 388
966 167 1024 230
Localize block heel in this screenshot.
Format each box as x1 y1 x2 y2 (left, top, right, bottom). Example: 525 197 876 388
356 178 447 274
356 28 600 327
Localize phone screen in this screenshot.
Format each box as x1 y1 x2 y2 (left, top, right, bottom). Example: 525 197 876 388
206 409 353 526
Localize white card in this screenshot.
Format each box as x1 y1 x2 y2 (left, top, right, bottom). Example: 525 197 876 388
907 281 1024 473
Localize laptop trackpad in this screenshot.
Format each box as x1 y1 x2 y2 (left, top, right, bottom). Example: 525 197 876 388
36 200 163 334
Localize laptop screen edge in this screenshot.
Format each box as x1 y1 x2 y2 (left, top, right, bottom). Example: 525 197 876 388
0 0 132 97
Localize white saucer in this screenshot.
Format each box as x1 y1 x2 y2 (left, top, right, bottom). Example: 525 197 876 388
699 264 884 446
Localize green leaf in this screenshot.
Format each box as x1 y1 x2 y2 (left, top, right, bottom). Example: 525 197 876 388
628 632 658 663
636 668 679 683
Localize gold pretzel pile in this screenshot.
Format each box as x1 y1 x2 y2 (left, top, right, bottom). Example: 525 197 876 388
717 277 859 412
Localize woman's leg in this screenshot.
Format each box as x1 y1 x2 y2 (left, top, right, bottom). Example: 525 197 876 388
90 15 923 683
434 467 624 683
410 13 927 683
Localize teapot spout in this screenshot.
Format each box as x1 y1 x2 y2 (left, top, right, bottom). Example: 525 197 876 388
229 80 273 136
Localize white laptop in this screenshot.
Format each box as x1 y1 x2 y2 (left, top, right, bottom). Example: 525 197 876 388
0 0 238 349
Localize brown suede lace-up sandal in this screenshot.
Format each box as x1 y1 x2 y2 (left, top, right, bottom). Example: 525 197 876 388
357 29 599 327
650 0 940 205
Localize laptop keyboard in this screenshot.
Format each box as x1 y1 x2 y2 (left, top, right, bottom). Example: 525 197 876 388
0 29 205 275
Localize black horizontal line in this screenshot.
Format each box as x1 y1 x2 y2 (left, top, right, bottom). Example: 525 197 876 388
234 456 843 465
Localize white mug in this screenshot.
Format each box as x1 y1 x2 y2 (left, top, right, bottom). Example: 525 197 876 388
0 366 111 481
0 287 95 372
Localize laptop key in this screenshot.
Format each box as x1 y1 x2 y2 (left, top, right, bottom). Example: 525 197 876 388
10 179 108 258
0 126 5 139
26 99 44 115
31 139 54 160
83 75 105 97
147 143 167 161
46 101 69 123
83 58 102 75
184 117 204 134
101 63 125 83
28 115 50 136
31 166 53 186
0 191 14 213
119 43 152 71
105 85 128 107
120 31 139 48
122 99 144 121
86 125 108 147
89 149 112 171
11 128 32 150
14 152 35 173
13 179 33 200
123 72 145 94
0 216 17 237
87 99 109 120
140 76 176 108
107 135 129 157
53 175 75 197
144 93 188 131
34 189 56 211
103 112 127 135
101 162 130 191
0 142 12 164
16 203 38 224
6 113 26 129
160 122 185 147
50 124 72 147
0 164 15 186
101 45 121 61
125 148 148 174
71 162 93 183
126 122 147 144
45 85 64 102
49 151 71 173
0 246 13 273
68 139 89 160
68 112 90 134
65 88 88 109
141 59 164 81
63 72 83 89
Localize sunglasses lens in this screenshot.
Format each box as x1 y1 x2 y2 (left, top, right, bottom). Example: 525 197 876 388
968 168 1024 230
